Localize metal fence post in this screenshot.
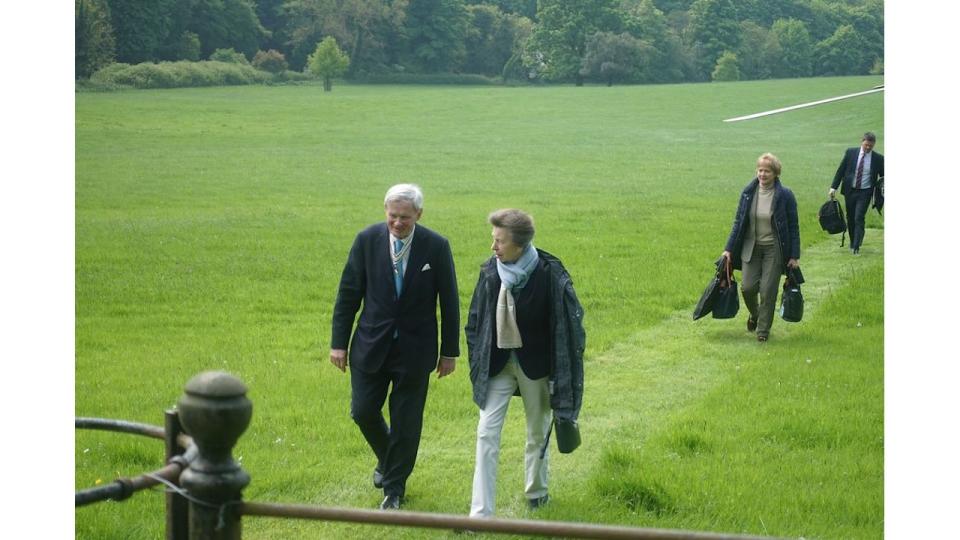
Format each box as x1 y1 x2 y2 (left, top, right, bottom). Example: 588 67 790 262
165 409 190 540
177 372 252 540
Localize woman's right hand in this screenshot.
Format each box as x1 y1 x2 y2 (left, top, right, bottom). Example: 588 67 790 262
721 251 731 261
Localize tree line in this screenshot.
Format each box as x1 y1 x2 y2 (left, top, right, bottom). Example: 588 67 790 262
76 0 883 85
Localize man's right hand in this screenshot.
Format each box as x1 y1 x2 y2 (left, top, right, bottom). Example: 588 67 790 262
330 348 347 372
829 188 836 200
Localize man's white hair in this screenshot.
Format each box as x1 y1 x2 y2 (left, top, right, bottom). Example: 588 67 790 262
384 184 424 211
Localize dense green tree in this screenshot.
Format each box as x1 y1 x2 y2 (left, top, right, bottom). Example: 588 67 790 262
735 21 772 80
308 35 350 89
526 0 622 84
255 0 286 51
189 0 267 59
580 31 652 85
176 31 203 60
842 0 883 72
466 0 535 19
282 0 408 74
770 18 812 78
76 0 116 79
652 0 694 13
402 0 470 72
106 0 178 63
156 0 194 60
463 4 530 76
711 50 738 81
622 0 687 82
687 0 740 80
813 24 868 76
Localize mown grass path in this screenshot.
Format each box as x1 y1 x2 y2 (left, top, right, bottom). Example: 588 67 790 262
535 230 884 539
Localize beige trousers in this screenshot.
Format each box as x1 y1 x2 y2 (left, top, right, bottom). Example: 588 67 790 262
740 242 782 337
469 354 551 518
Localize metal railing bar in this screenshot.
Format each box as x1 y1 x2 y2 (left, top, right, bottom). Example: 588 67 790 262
75 461 181 507
75 444 198 508
75 417 192 448
240 502 782 540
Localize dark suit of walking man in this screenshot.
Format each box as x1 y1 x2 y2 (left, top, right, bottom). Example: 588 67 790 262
830 131 884 254
330 184 459 510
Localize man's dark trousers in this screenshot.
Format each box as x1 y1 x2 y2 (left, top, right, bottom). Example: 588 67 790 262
350 340 430 498
844 187 874 251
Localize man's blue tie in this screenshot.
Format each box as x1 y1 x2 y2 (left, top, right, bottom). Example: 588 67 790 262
394 239 404 295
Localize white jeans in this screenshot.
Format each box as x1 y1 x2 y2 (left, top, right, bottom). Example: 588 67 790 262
469 355 551 518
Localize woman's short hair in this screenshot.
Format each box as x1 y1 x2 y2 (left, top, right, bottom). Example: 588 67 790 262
384 184 424 211
488 209 535 247
757 153 782 178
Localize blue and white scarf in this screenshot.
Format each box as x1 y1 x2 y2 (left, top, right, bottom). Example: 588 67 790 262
495 244 539 349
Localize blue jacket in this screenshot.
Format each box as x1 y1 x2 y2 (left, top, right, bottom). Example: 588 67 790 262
724 178 800 272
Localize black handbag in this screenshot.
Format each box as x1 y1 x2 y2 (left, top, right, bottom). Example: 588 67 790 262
712 257 739 319
693 257 726 320
540 415 581 457
780 267 804 322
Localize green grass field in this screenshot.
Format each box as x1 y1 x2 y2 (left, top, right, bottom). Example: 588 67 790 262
75 76 884 539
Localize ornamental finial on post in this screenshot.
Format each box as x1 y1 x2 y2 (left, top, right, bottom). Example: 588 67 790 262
177 371 252 539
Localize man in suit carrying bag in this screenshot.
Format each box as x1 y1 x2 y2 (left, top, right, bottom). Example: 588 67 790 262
330 184 460 510
830 131 884 255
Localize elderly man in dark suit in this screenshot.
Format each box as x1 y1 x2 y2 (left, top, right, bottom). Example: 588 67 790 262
830 132 884 255
330 184 459 510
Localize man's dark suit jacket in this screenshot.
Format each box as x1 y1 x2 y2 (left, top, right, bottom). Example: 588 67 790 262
331 223 459 375
832 147 885 195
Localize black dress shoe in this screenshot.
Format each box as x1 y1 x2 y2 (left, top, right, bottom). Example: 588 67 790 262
372 468 383 489
528 494 549 509
379 494 403 510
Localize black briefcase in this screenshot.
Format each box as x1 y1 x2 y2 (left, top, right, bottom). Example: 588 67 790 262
780 267 804 323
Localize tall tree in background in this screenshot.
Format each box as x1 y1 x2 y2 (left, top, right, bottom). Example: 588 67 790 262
76 0 116 78
189 0 267 58
735 20 773 80
579 31 651 86
527 0 622 84
106 0 178 63
329 0 409 75
283 0 408 73
770 18 812 78
463 4 530 76
814 24 868 76
402 0 470 72
466 0 536 19
256 0 287 52
687 0 740 81
622 0 688 83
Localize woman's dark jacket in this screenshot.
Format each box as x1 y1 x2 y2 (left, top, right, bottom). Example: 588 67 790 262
465 249 585 422
724 178 800 272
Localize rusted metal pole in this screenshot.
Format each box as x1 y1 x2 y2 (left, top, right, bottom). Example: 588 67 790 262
165 410 190 540
239 502 782 540
177 371 252 540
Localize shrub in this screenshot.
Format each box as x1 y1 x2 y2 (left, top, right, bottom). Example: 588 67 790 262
86 61 270 89
252 49 288 74
209 48 249 65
